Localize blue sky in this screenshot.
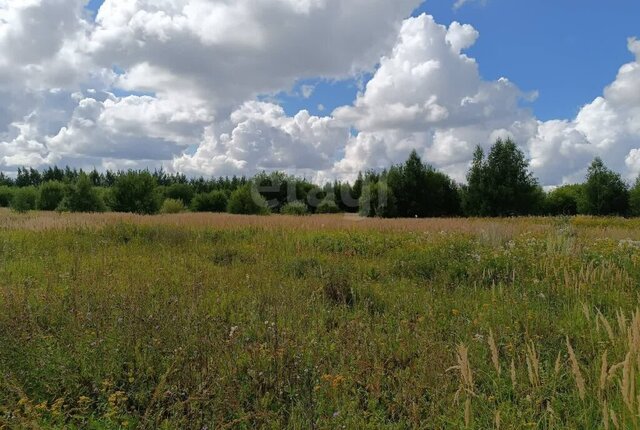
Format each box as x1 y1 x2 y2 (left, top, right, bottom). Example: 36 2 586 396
85 0 639 121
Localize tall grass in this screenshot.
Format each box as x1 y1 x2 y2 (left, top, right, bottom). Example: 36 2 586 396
1 210 640 428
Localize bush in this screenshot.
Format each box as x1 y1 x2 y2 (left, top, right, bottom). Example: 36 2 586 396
112 171 161 215
227 183 270 215
0 186 14 207
37 181 65 211
545 184 584 216
10 187 37 213
281 201 309 216
316 199 340 214
165 183 195 206
629 178 640 217
160 198 186 214
582 158 629 216
191 191 228 212
96 187 115 211
59 174 106 213
359 181 396 218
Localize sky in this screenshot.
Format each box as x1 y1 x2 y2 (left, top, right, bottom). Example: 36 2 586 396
0 0 639 186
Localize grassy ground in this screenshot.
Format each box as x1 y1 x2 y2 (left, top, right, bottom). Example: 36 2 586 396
1 211 640 429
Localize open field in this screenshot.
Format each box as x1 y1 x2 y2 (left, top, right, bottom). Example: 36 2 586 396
2 211 640 428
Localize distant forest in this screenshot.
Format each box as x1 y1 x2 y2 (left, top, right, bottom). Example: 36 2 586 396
0 138 638 217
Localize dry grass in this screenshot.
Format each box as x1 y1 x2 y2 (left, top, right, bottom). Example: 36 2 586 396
0 210 640 428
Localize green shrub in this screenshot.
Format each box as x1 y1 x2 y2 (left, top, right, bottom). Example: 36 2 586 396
582 158 629 216
281 201 309 216
0 186 14 207
359 181 396 218
165 183 195 206
227 183 270 215
316 199 340 214
58 174 105 213
545 184 583 216
96 187 115 211
112 171 161 215
160 198 186 214
191 191 228 212
10 187 37 213
37 181 65 211
630 177 640 217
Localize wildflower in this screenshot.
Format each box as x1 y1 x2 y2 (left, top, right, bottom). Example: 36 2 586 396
51 398 65 417
78 396 91 409
452 309 460 316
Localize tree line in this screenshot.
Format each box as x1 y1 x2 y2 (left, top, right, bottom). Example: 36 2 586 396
1 138 639 217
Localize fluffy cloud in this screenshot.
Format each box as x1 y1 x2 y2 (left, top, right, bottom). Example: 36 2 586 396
89 0 421 113
0 1 639 187
1 0 420 174
529 38 640 184
47 92 212 161
0 0 92 91
330 17 640 186
174 101 348 180
331 14 537 181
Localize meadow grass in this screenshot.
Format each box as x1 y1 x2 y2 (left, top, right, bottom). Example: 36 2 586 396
1 210 640 428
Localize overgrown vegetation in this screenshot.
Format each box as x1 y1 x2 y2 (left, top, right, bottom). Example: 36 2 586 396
2 139 640 217
1 213 640 428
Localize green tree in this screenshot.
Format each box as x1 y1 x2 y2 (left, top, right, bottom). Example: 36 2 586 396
37 181 66 211
165 183 195 206
0 186 14 207
582 158 629 216
545 184 584 216
464 139 543 217
316 198 341 214
160 198 186 214
630 177 640 216
10 187 37 213
281 201 309 216
227 183 270 215
112 171 161 215
59 174 105 213
385 150 461 218
191 191 228 212
359 181 396 218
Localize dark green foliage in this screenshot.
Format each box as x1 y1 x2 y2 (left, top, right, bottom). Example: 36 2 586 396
359 181 396 218
545 184 584 215
191 191 228 212
361 151 460 218
281 201 309 216
253 171 314 213
0 173 14 186
464 139 543 216
112 171 161 215
328 181 360 213
0 186 14 207
37 181 65 211
41 166 65 183
10 187 37 212
227 183 270 215
316 199 341 214
165 183 195 206
95 187 115 211
59 174 105 213
630 177 640 216
582 158 629 216
15 167 42 187
387 151 462 217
